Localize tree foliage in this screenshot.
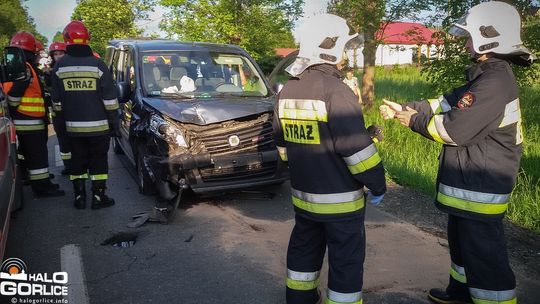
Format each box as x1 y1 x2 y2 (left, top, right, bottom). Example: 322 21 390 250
328 0 430 108
72 0 155 56
0 0 47 50
159 0 303 60
53 31 64 43
422 0 540 93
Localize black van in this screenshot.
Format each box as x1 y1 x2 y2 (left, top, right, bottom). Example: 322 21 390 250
105 39 288 198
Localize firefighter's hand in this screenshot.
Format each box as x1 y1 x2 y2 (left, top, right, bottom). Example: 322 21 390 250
380 99 402 120
395 106 418 127
367 191 385 206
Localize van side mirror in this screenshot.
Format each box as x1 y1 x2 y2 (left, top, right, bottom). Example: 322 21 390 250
117 82 130 103
1 47 28 82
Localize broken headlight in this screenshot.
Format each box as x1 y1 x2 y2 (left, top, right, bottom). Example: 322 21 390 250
149 115 188 148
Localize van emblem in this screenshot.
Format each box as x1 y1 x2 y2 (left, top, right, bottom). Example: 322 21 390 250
228 135 240 147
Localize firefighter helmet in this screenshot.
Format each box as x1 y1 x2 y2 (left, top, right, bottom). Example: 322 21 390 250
49 41 66 54
10 31 37 52
35 40 44 53
286 13 363 77
63 20 90 45
449 1 535 64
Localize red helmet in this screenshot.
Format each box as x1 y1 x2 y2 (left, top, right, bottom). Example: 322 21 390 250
49 41 66 54
35 40 44 53
63 20 90 45
10 31 37 52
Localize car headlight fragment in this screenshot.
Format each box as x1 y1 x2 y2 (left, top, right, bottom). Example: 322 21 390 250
150 115 188 148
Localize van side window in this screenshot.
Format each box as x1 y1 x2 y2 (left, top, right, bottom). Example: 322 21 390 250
111 51 120 82
124 52 136 92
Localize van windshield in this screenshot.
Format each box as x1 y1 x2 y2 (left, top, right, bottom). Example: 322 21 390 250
141 51 268 98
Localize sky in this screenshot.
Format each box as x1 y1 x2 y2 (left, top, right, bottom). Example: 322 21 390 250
25 0 330 45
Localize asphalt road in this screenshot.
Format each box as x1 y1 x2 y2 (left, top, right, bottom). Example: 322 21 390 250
3 134 539 304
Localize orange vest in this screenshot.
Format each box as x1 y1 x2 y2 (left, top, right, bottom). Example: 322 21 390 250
3 63 46 118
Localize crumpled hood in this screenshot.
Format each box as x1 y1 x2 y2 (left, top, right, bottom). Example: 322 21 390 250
142 96 275 125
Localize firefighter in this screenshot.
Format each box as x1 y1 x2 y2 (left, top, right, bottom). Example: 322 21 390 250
44 41 71 175
51 20 119 210
380 2 536 303
4 31 65 197
274 14 386 304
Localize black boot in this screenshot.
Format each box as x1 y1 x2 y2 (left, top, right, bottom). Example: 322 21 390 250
73 180 86 209
91 187 115 210
428 289 473 304
32 181 65 198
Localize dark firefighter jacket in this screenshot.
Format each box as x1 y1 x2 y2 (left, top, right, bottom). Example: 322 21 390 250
407 57 522 221
51 45 118 137
273 64 386 222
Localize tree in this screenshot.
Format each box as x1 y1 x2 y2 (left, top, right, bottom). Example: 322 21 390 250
0 0 47 50
159 0 303 60
72 0 155 56
328 0 429 109
422 0 540 93
53 31 64 42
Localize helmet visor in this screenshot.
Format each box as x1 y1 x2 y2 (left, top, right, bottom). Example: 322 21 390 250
285 57 324 77
448 14 470 37
345 33 364 51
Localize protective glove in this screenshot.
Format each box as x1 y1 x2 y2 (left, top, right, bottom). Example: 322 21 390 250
367 191 385 206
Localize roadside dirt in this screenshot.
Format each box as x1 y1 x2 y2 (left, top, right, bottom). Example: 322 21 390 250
379 182 540 282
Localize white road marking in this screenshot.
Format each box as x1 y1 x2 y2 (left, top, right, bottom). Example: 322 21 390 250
55 144 63 167
60 244 90 304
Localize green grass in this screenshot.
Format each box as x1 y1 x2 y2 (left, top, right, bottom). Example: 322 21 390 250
361 65 540 233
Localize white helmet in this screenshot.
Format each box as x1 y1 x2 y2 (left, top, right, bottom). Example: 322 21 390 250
449 1 536 65
286 13 363 77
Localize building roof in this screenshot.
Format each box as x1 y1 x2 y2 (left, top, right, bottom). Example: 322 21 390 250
377 22 442 45
275 48 298 57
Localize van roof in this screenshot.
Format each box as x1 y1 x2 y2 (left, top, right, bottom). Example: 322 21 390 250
108 39 246 54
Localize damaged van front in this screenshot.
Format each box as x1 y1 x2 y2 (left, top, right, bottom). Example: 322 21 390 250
106 40 287 198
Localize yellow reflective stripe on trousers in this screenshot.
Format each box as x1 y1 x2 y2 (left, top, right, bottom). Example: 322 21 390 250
326 289 363 304
291 188 365 214
450 262 467 284
278 99 328 122
60 152 72 160
70 173 89 180
438 183 510 215
29 168 49 181
286 269 320 291
343 144 381 174
90 174 108 181
470 288 516 304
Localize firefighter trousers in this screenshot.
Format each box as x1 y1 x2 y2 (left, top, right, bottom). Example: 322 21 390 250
286 212 365 304
69 135 110 189
17 130 50 190
446 215 517 303
53 119 71 171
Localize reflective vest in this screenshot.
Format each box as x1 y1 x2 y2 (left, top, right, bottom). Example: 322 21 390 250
3 63 46 118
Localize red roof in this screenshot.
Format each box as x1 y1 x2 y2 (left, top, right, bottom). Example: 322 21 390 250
275 48 297 57
377 22 442 45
